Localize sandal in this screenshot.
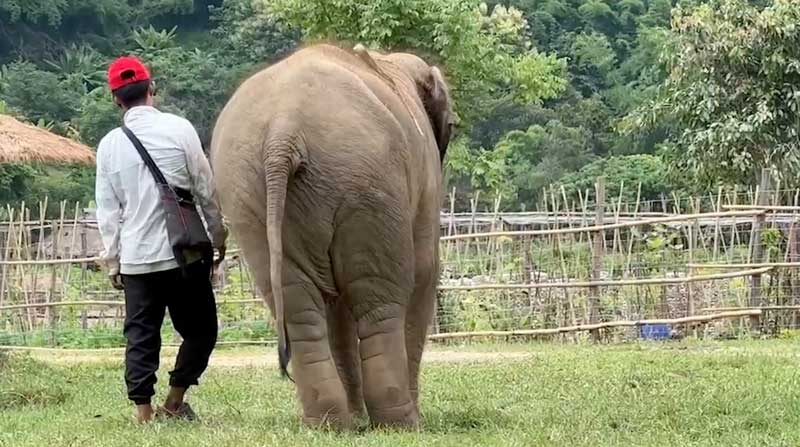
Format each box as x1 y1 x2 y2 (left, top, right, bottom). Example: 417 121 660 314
155 402 198 422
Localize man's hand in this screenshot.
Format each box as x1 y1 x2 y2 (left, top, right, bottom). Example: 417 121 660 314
110 273 124 290
211 245 227 283
104 259 124 291
214 244 227 266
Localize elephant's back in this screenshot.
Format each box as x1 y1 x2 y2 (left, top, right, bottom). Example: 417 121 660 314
210 44 430 295
214 44 417 198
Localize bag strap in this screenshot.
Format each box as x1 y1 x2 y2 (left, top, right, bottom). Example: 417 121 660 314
121 125 169 186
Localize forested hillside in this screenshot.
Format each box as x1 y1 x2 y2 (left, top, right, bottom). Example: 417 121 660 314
1 0 797 213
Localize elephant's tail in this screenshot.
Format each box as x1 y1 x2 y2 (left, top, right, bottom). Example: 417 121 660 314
264 151 298 379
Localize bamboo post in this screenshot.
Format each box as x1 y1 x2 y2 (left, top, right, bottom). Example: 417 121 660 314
541 191 554 325
577 189 587 246
550 186 572 328
623 183 642 277
79 218 88 306
21 204 36 331
589 177 605 340
469 191 480 274
560 185 577 327
611 181 624 277
47 202 66 340
713 187 723 259
61 203 81 300
0 207 15 312
687 216 696 319
489 193 502 276
793 190 800 328
28 200 48 331
749 168 772 333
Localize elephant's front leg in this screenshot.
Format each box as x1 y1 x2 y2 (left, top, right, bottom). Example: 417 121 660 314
283 275 352 429
348 279 418 428
326 298 365 420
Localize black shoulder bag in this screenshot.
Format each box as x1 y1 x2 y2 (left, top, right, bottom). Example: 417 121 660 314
121 125 213 275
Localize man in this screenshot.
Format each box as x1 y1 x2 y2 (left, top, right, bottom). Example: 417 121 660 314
95 56 227 423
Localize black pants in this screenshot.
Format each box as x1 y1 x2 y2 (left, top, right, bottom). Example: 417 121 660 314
122 261 218 405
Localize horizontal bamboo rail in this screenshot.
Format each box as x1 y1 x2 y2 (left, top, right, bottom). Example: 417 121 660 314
0 299 264 312
0 310 762 349
701 306 800 312
0 340 278 352
722 204 800 211
0 257 99 266
0 249 245 266
428 310 761 340
689 262 800 269
2 268 770 311
441 210 765 241
438 267 771 291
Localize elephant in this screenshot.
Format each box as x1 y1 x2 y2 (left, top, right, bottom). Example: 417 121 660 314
209 43 454 429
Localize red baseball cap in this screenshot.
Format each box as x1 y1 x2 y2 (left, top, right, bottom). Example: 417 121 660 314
107 56 151 91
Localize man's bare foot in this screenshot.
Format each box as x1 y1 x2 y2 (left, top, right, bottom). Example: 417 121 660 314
156 402 198 421
136 404 155 423
163 386 187 412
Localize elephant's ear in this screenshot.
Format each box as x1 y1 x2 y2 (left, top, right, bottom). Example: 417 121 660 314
423 66 453 164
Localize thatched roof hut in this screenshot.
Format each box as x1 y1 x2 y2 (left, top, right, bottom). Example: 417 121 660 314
0 114 95 165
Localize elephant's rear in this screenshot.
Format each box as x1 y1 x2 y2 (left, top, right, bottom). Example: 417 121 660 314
211 46 423 292
211 43 449 429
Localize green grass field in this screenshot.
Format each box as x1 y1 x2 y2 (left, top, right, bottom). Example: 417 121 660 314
2 340 800 447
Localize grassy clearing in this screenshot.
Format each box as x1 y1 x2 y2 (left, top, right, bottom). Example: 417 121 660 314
2 340 800 447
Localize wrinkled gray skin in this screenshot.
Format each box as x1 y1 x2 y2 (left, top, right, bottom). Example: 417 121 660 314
210 43 453 429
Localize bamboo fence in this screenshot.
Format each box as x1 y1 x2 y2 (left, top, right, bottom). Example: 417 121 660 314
2 169 800 348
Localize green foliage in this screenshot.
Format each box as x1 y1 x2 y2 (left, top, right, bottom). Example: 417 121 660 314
0 0 776 211
570 31 617 94
762 227 783 262
264 0 568 125
558 154 671 203
210 0 299 67
0 165 37 204
453 119 596 207
0 0 67 25
624 0 800 188
79 87 122 148
44 44 106 91
0 61 84 129
131 41 235 144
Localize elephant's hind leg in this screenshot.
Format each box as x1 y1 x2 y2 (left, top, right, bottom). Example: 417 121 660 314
326 298 366 420
283 266 352 430
405 241 438 409
347 279 417 428
331 207 418 428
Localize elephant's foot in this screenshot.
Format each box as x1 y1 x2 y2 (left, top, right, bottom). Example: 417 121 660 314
297 378 353 431
368 398 419 429
349 403 368 422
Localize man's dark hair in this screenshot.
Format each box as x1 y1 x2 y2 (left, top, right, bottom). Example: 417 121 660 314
112 80 151 108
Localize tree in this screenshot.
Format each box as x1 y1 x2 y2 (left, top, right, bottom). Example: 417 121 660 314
79 86 122 148
623 0 800 188
570 31 617 94
578 0 619 36
263 0 568 126
0 61 84 130
450 120 595 207
558 154 672 202
210 0 298 67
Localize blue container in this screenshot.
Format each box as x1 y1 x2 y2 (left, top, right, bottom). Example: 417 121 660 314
640 323 671 340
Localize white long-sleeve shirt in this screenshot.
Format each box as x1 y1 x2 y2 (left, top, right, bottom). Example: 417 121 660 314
95 106 226 275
